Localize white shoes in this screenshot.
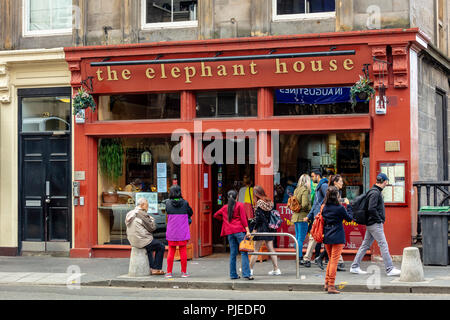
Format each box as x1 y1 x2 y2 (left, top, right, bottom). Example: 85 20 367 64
387 267 401 276
268 269 282 276
349 267 368 275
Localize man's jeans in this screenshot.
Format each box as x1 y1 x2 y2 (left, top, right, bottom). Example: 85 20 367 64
228 232 251 278
144 238 165 270
294 222 308 258
351 223 394 273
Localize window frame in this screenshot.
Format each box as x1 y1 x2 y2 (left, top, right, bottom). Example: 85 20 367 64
141 0 198 30
22 0 73 37
272 0 336 22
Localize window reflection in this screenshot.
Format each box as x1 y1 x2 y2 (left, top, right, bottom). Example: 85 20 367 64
98 137 180 246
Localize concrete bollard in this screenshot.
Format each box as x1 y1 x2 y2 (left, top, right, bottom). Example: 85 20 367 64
399 247 425 282
128 247 150 277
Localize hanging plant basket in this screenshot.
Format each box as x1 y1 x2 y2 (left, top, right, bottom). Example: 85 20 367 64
350 75 376 107
73 87 96 116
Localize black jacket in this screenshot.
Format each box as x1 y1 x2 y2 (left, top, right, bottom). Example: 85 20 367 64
322 204 353 245
366 185 385 226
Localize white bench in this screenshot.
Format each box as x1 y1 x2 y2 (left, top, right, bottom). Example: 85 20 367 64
128 247 150 277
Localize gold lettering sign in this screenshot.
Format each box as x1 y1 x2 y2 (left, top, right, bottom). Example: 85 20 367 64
95 58 356 84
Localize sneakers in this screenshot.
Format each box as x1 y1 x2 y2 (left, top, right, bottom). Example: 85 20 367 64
165 273 173 279
268 269 282 276
349 267 368 275
387 268 401 277
303 261 311 268
181 272 191 278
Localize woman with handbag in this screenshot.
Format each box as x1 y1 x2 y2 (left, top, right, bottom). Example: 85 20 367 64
249 185 281 276
321 186 353 294
290 174 311 265
213 190 254 280
165 185 194 278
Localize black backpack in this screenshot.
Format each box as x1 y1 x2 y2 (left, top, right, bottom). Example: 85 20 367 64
351 189 376 225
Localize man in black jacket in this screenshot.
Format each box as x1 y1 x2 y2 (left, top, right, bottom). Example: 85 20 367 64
349 173 401 277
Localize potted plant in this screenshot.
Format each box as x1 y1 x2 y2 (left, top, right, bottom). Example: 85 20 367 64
98 138 124 204
350 75 376 107
73 87 96 116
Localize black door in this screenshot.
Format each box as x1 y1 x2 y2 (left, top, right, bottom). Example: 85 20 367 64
21 134 71 242
18 88 72 252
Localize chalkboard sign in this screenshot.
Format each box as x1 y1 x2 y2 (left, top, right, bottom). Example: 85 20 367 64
337 140 360 174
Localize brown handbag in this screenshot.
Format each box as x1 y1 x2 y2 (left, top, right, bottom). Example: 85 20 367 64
287 195 301 213
239 236 255 252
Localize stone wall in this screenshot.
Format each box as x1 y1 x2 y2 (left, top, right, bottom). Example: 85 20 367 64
417 53 450 181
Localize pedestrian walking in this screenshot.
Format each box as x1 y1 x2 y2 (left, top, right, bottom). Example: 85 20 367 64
315 174 347 271
303 170 329 267
321 186 354 294
213 190 254 280
349 173 401 276
249 185 281 276
165 185 194 278
291 174 311 264
125 197 165 275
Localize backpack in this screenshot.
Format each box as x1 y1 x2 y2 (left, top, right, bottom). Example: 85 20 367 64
310 204 324 243
268 209 282 230
351 189 376 225
287 195 301 213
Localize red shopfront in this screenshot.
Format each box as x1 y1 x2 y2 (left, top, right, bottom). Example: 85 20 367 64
65 28 427 259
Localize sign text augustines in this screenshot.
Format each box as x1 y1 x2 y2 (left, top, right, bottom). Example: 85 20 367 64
94 58 355 84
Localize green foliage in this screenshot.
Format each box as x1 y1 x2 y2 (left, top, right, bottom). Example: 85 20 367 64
98 138 124 186
73 87 96 115
350 75 376 107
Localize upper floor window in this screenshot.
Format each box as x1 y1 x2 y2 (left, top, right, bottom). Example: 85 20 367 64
142 0 198 29
23 0 73 37
273 0 335 20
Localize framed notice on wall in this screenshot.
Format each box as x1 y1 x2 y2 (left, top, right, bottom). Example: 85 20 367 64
378 161 407 206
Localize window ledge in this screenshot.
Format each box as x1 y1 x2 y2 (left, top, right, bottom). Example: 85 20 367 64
273 12 336 22
141 21 198 31
22 29 73 38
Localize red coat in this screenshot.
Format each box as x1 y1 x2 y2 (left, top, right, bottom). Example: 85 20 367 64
213 202 248 237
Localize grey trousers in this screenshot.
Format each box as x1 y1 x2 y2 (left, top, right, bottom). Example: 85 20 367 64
351 223 394 273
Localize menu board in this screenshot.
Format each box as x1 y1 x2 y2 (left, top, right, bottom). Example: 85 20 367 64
380 163 406 203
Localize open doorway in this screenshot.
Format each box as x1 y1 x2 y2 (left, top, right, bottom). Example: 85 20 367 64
204 138 255 253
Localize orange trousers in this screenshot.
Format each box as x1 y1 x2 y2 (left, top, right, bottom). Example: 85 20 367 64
324 244 345 287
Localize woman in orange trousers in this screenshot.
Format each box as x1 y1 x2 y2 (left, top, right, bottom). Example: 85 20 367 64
321 186 353 294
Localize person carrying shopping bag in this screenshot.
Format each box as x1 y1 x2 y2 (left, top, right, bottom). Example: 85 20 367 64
214 190 254 280
165 185 194 278
321 186 353 294
249 185 281 276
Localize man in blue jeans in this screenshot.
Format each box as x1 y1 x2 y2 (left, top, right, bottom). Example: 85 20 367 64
350 173 401 276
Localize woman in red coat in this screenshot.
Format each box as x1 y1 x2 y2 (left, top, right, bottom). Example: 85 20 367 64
214 190 254 280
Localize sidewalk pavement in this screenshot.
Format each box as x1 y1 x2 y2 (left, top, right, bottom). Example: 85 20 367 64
0 254 450 294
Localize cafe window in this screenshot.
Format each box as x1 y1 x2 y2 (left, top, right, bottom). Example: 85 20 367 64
21 96 71 132
98 93 181 121
273 0 335 20
142 0 198 29
23 0 73 36
97 137 180 246
196 90 257 118
274 132 370 205
273 87 369 116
